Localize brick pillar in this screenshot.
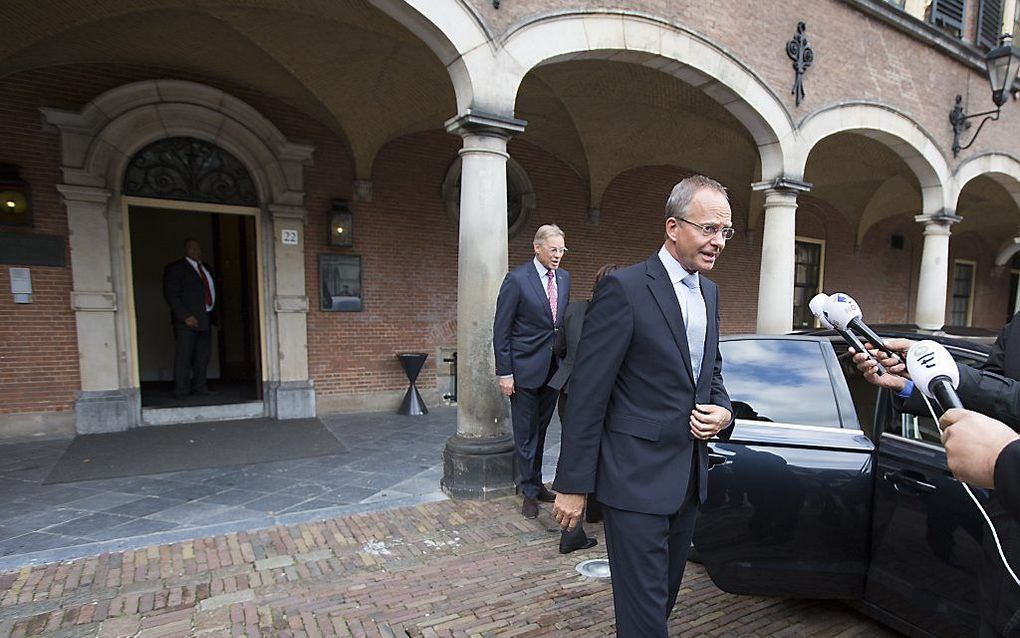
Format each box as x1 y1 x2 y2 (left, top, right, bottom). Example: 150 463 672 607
441 111 525 500
914 213 961 330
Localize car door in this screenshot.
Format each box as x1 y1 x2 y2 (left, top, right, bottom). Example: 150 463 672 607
863 346 990 638
694 336 874 598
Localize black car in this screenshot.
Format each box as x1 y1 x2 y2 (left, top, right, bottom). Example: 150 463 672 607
693 330 1000 638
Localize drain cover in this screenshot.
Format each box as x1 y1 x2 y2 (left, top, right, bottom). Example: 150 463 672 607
575 558 611 578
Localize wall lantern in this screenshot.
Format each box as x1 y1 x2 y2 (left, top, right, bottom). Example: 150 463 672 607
328 199 353 247
950 35 1020 157
0 164 32 226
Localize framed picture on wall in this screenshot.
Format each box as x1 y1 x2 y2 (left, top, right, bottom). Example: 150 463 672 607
320 254 362 312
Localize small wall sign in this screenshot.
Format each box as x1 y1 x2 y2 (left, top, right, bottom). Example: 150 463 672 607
281 229 299 245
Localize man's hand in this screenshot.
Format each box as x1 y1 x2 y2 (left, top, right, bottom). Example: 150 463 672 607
850 337 913 392
690 404 732 440
940 408 1020 488
184 316 199 329
553 493 586 531
498 376 515 397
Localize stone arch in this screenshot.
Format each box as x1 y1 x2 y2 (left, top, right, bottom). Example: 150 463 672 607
42 79 316 432
797 102 950 221
495 11 794 182
951 153 1020 266
369 0 495 114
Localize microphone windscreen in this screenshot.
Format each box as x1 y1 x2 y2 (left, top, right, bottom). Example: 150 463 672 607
905 340 960 397
809 293 833 328
822 293 862 331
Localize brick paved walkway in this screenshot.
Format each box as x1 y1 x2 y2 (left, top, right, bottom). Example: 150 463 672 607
0 496 900 637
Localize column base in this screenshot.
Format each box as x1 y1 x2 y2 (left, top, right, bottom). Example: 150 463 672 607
266 380 316 419
441 434 516 500
74 388 138 433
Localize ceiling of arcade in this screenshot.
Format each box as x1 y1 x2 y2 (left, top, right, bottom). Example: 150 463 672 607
0 0 456 179
517 60 759 213
956 176 1020 247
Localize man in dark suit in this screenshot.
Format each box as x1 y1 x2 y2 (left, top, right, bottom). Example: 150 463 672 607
163 238 217 400
494 224 571 519
553 176 734 637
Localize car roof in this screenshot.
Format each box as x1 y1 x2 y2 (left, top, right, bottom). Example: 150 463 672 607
726 327 992 358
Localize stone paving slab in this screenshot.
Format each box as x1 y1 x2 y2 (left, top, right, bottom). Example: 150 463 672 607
0 495 899 637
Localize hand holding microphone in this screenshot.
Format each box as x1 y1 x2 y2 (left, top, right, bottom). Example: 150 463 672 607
905 340 964 413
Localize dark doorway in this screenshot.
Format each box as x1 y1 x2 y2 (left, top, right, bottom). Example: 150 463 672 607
129 206 261 408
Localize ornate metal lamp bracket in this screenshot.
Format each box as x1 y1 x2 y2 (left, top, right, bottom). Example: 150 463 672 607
949 94 1001 158
786 22 814 107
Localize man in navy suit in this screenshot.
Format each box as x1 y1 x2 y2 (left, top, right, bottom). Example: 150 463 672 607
553 176 734 637
494 224 571 519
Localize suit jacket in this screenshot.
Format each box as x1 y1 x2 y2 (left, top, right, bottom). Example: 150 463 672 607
493 260 570 389
553 253 732 515
163 258 216 331
983 310 1020 381
547 299 588 393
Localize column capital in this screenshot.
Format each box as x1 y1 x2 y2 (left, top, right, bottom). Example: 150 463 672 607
914 212 962 233
445 109 527 139
268 203 308 223
56 184 112 205
751 176 813 194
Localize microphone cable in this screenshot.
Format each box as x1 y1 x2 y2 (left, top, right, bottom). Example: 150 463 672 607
918 392 1020 589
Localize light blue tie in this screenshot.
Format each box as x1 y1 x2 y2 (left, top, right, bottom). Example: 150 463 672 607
682 273 707 381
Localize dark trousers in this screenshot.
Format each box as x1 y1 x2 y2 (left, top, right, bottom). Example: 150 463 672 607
509 383 557 498
601 478 699 638
173 322 211 396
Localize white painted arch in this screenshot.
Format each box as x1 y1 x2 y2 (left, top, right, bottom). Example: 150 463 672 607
495 11 795 180
796 102 950 218
951 152 1020 215
369 0 495 114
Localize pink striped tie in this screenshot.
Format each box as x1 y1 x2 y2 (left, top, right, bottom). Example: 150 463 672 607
546 270 557 323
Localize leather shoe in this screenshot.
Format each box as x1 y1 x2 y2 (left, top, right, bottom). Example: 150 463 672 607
559 535 598 554
521 497 539 519
537 487 557 503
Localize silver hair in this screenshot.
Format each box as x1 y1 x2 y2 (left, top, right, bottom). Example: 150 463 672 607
533 224 565 245
664 175 728 220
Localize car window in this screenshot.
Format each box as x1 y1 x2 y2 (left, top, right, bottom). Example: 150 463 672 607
831 344 879 438
885 350 986 447
720 338 842 428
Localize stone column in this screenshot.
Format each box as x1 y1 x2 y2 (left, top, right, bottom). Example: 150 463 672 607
441 111 526 499
59 185 135 432
267 204 315 419
752 180 810 334
914 213 961 330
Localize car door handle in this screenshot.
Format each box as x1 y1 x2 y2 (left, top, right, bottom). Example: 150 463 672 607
708 453 727 467
883 470 936 494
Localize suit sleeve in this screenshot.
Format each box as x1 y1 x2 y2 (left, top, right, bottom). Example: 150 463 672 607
982 319 1011 375
492 273 519 377
956 364 1020 431
552 276 632 494
994 439 1020 522
162 263 190 324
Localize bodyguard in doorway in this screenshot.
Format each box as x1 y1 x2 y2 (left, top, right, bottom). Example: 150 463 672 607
493 224 570 519
163 238 217 400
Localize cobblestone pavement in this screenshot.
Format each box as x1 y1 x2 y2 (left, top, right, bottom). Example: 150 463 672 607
0 495 900 637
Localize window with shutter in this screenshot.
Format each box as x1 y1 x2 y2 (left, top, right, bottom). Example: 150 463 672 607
978 0 1004 49
930 0 968 37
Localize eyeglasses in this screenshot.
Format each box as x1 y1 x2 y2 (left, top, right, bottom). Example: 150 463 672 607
675 217 735 240
543 246 569 256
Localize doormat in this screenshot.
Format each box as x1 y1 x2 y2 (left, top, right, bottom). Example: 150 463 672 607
43 418 346 484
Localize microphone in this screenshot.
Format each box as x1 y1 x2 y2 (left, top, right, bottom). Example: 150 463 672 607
823 293 896 356
809 293 833 329
810 293 886 375
905 340 964 412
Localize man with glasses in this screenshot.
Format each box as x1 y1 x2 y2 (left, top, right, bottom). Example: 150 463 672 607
494 224 571 519
552 175 734 637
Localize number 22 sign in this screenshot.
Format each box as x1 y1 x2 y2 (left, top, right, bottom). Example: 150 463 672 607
281 229 299 245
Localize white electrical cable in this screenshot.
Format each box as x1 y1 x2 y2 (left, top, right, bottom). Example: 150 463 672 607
918 391 1020 588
